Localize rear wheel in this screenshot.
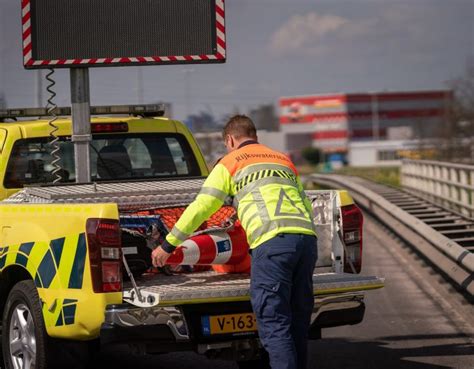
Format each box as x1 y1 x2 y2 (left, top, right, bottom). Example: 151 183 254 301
1 280 96 369
2 280 47 369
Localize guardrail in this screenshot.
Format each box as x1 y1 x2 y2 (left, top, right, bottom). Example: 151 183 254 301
308 174 474 298
401 159 474 219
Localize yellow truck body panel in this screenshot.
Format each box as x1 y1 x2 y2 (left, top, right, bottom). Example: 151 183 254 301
0 203 121 339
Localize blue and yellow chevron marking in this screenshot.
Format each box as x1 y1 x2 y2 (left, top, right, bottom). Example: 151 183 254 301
0 246 8 269
0 202 123 340
55 299 78 327
16 242 34 267
68 233 86 289
35 248 56 288
50 237 65 267
0 233 87 291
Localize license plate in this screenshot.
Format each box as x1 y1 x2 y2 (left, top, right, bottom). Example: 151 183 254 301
201 313 257 336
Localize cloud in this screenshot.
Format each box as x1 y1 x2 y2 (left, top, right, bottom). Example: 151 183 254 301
268 6 457 62
269 12 375 57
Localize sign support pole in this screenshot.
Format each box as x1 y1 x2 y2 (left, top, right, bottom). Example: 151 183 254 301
70 68 92 183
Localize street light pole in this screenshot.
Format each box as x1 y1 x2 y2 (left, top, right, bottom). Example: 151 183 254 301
70 68 92 183
137 67 144 104
35 70 43 107
371 92 380 141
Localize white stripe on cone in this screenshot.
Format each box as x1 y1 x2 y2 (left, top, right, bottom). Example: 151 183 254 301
168 231 246 266
179 239 202 265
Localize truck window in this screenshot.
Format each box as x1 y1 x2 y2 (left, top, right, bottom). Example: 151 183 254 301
3 133 201 188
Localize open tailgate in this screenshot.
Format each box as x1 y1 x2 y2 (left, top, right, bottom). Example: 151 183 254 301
123 271 384 308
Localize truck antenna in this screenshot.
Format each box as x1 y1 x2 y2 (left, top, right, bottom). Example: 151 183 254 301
45 68 63 184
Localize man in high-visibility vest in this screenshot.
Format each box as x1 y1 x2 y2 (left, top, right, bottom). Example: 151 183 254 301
152 115 318 369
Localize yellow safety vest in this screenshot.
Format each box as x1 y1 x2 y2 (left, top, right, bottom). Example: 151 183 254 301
165 142 316 250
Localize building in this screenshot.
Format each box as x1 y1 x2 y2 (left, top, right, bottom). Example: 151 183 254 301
279 90 452 161
348 140 418 167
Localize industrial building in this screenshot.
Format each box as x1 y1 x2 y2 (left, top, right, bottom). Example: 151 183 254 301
194 90 451 167
279 90 451 164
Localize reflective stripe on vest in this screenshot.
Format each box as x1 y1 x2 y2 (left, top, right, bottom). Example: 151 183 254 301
233 163 296 183
235 176 297 202
234 161 314 244
235 169 297 193
248 218 315 245
170 226 188 243
199 186 228 202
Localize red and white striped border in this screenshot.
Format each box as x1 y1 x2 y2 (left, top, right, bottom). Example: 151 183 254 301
22 0 226 67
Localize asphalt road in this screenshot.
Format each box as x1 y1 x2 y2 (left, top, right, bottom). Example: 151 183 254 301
93 214 474 369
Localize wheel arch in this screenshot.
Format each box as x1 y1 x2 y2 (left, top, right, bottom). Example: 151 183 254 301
0 265 34 320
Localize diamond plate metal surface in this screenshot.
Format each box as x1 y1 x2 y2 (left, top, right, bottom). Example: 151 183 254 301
124 271 384 307
2 179 208 210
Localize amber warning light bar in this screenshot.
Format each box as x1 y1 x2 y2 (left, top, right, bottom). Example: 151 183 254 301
0 104 165 121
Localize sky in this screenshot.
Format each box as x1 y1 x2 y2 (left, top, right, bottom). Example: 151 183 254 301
0 0 473 122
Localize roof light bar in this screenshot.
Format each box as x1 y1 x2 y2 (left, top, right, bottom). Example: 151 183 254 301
0 104 165 121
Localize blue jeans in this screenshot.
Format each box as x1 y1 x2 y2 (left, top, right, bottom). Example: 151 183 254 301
250 233 318 369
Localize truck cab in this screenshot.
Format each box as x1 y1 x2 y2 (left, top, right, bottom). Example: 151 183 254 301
0 108 209 201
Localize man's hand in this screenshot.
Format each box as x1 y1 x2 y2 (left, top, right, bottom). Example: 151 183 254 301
151 246 171 267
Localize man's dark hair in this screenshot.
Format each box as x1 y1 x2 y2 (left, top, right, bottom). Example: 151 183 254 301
223 115 257 140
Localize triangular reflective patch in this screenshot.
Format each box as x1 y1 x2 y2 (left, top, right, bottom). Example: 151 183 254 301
274 188 306 218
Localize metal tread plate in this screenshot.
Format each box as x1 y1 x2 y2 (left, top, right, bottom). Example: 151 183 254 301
124 271 385 307
2 178 207 210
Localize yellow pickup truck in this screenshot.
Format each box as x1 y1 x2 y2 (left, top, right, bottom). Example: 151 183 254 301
0 106 383 369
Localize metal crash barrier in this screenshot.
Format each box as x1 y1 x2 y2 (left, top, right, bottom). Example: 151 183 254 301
308 174 474 298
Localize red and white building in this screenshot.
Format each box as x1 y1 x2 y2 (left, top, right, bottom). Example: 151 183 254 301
279 90 452 157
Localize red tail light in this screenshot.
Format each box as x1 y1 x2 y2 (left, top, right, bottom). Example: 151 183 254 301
86 219 122 293
341 204 363 273
91 122 128 133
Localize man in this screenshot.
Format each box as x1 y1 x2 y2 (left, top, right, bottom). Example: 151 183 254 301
152 115 317 369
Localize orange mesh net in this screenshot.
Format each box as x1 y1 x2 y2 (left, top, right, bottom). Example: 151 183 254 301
133 206 237 231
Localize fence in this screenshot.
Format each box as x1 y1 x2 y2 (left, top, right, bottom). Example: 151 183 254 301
401 159 474 219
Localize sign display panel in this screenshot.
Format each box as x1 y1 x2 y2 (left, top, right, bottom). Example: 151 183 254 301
22 0 226 68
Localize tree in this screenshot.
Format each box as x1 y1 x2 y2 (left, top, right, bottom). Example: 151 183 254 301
187 111 219 132
0 92 6 109
249 105 279 131
301 147 322 165
437 60 474 162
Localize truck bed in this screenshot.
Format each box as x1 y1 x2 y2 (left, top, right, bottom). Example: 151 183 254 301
123 271 384 307
4 179 385 308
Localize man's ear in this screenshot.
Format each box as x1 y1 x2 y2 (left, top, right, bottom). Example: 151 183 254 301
229 135 236 149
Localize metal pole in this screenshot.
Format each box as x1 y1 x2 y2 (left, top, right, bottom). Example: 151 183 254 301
70 68 92 183
185 69 190 119
371 92 380 141
137 67 144 104
35 70 43 107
